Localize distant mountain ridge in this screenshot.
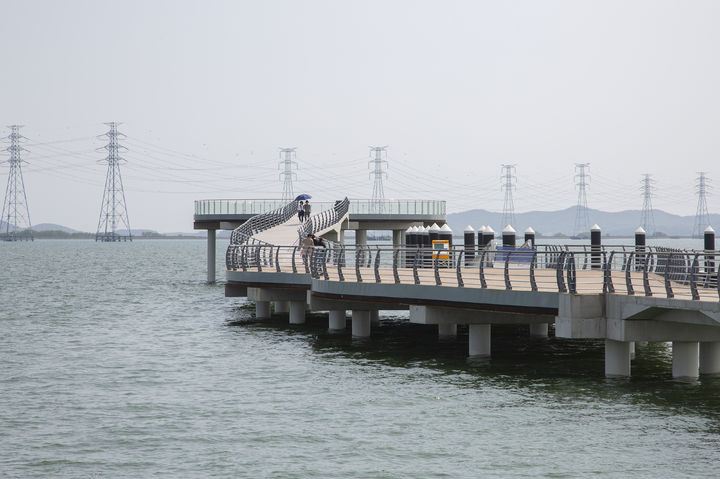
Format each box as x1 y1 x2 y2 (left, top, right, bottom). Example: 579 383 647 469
446 206 720 237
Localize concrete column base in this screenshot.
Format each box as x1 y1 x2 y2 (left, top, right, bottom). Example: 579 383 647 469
529 323 548 337
468 324 491 357
352 310 371 337
700 342 720 375
274 301 289 313
329 310 346 330
630 341 636 360
605 339 631 377
438 323 457 338
206 229 216 284
256 301 271 320
289 301 306 325
370 310 380 325
672 341 699 379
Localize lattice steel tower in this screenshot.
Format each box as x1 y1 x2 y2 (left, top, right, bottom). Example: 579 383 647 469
96 122 132 242
369 146 388 204
639 174 656 236
693 171 711 238
1 125 33 241
574 163 591 236
501 164 517 227
278 148 298 202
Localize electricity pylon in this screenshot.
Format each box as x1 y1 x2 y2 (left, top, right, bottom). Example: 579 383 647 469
501 164 517 227
574 163 591 236
1 125 33 241
96 122 132 242
369 146 388 212
640 174 656 236
692 172 711 238
278 148 298 202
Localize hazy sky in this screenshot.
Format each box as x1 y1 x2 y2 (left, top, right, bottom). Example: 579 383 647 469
2 0 719 232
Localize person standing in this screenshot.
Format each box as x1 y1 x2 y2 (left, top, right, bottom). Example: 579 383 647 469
303 200 312 219
297 200 305 222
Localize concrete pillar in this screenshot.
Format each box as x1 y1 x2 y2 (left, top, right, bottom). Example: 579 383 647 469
699 342 720 375
393 229 404 248
356 229 367 246
370 309 380 325
207 229 216 283
672 341 699 379
630 341 636 360
274 301 289 313
352 310 371 337
605 339 631 377
289 300 306 325
529 323 548 337
591 224 602 270
438 323 457 338
329 310 346 330
468 324 491 357
256 301 271 319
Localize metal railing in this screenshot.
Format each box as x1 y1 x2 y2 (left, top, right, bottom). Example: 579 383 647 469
196 198 445 217
297 198 350 243
227 243 720 302
228 200 298 246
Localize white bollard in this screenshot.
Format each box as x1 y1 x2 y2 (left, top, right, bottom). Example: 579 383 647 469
352 310 371 337
700 342 720 375
672 341 699 379
329 310 346 330
289 301 306 325
605 340 631 377
468 324 491 357
255 301 271 319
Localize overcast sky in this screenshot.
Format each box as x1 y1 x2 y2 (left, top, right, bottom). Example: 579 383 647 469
2 0 719 232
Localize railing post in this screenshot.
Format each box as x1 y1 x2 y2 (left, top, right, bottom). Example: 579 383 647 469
240 245 248 272
643 252 652 296
374 249 381 283
275 247 281 273
456 250 464 287
504 250 512 290
338 246 345 281
625 252 635 295
556 252 567 293
529 251 537 292
355 248 363 283
479 250 487 288
690 254 700 300
434 249 442 286
413 247 420 285
291 246 298 273
393 249 400 284
664 252 674 298
567 252 577 294
323 249 330 280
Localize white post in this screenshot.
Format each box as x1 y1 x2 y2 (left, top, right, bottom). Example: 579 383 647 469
438 323 457 338
393 229 404 248
356 230 367 246
207 229 216 283
699 342 720 375
352 310 371 337
289 301 306 325
468 324 491 357
329 310 346 330
274 301 289 313
605 340 631 377
255 301 271 319
529 323 548 337
672 341 699 379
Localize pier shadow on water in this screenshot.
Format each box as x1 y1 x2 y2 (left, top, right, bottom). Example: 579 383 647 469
226 306 720 421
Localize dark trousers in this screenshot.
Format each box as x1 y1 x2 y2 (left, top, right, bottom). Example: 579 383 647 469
298 211 304 222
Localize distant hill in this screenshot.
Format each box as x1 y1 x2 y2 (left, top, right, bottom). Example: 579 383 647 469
446 206 720 237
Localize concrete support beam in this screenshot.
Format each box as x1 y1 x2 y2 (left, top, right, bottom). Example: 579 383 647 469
207 229 216 284
393 229 404 248
274 301 289 313
289 301 306 325
468 324 491 357
355 229 367 246
409 305 553 326
529 323 549 337
256 301 271 319
555 294 605 338
699 342 720 375
672 342 699 379
329 310 346 330
438 323 457 338
352 310 371 337
224 283 247 297
605 340 631 377
247 287 307 303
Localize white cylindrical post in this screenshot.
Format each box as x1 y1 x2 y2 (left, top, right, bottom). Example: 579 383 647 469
256 301 271 319
699 342 720 375
329 310 346 330
630 341 636 360
289 300 306 325
605 339 631 377
672 341 699 378
438 323 457 338
207 229 216 283
356 230 367 246
393 229 404 248
529 323 548 337
468 324 491 357
352 310 371 337
274 301 289 313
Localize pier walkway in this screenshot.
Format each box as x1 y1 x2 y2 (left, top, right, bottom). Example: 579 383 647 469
220 200 720 379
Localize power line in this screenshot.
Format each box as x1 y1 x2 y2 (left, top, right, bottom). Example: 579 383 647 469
640 173 656 236
574 163 591 236
96 122 132 242
692 171 712 238
1 125 33 241
278 147 298 201
501 164 517 227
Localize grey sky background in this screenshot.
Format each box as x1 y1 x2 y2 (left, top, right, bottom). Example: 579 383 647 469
2 0 719 232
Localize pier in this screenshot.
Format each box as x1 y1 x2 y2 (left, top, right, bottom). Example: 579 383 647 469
205 198 720 379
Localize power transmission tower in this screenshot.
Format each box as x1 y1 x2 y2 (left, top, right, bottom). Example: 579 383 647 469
369 146 388 211
500 164 517 227
1 125 33 241
95 122 132 242
574 163 591 236
640 173 656 236
278 147 298 202
693 171 712 238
